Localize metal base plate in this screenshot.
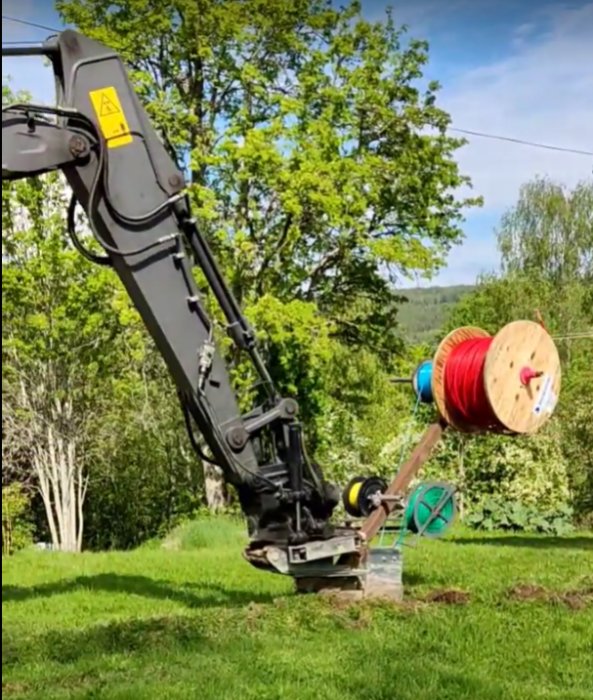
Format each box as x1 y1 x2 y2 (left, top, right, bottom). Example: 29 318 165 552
364 547 403 601
244 530 363 577
244 532 403 602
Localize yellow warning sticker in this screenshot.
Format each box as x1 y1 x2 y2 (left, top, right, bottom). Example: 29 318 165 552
88 86 133 149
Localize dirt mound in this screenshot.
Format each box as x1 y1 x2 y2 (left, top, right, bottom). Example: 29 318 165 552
507 583 593 610
507 584 549 602
424 588 471 605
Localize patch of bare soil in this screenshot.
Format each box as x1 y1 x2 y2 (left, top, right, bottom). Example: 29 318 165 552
506 583 593 610
507 584 549 602
318 590 427 616
423 588 471 605
2 682 28 694
559 591 590 611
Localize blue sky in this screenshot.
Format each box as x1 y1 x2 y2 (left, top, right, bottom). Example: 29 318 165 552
3 0 592 287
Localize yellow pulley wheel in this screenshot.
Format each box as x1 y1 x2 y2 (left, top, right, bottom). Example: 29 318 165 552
342 476 388 518
343 476 366 517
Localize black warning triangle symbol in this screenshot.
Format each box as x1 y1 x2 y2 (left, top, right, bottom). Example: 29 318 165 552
99 94 121 117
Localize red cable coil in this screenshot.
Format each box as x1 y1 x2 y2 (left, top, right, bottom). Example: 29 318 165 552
444 337 504 431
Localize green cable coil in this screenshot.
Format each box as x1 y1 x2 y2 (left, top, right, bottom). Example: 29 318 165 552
404 481 456 538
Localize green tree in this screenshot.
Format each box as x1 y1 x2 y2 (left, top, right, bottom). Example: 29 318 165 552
499 177 592 284
2 170 122 551
54 0 480 511
4 0 484 541
451 178 592 335
58 0 480 355
2 164 206 550
3 80 200 548
2 483 34 555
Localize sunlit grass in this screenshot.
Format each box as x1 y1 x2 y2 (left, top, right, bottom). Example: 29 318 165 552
3 520 592 700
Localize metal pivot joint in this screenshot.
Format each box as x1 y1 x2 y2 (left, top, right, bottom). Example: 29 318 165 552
226 398 299 451
2 107 92 179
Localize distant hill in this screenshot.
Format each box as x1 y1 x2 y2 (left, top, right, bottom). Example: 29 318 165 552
396 285 475 344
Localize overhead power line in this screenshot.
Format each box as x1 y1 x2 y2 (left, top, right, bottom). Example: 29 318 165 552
553 332 593 341
2 40 48 45
2 15 60 34
449 127 593 157
2 12 593 160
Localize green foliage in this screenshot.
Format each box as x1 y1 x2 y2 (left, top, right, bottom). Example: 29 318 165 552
472 432 568 510
4 1 587 558
397 284 475 343
2 138 206 551
313 344 417 485
560 394 593 524
8 0 478 546
466 498 574 536
239 295 335 428
384 417 573 533
444 177 593 525
2 173 121 392
2 484 34 555
82 355 205 550
498 177 592 284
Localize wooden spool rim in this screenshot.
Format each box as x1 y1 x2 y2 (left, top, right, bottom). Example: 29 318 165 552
484 320 561 434
431 326 490 433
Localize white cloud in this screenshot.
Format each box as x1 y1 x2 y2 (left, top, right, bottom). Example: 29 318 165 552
441 2 593 213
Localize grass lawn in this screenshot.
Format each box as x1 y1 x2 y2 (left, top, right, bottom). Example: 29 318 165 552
3 521 593 700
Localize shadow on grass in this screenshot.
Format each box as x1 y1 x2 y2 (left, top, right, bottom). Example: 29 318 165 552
451 536 593 551
2 573 277 608
3 614 212 667
402 570 435 586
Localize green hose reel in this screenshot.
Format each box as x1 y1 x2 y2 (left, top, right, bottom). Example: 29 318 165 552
403 481 457 538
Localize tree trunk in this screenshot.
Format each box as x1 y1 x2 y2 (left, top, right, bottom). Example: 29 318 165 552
203 463 227 512
14 383 88 552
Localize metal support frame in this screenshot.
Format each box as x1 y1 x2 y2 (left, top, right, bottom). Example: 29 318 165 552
360 420 447 542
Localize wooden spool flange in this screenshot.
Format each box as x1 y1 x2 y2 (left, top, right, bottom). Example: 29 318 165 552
484 320 561 434
431 321 561 435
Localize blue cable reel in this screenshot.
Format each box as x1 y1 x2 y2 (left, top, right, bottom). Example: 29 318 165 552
411 360 434 404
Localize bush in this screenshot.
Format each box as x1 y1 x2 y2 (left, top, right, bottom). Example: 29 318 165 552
2 483 34 555
466 497 574 536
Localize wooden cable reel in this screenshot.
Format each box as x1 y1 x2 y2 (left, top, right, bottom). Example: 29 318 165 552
432 320 561 435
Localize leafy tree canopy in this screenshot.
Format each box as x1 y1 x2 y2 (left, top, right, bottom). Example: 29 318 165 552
58 0 481 355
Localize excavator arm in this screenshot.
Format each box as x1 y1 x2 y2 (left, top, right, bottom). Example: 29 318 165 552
2 30 348 567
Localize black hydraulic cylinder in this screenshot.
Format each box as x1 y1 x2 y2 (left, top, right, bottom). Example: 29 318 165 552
181 216 278 402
